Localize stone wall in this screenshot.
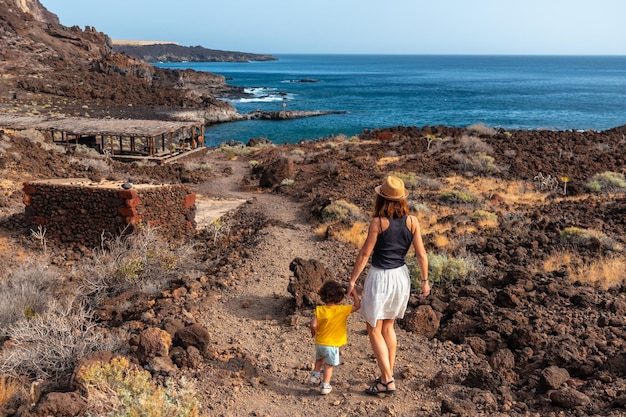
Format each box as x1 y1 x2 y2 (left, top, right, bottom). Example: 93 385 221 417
22 178 195 249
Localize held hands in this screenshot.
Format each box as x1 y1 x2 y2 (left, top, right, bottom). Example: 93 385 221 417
347 282 356 300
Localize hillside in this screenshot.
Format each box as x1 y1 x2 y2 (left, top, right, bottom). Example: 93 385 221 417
0 0 240 121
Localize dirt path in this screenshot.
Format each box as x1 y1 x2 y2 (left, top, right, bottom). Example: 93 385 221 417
185 154 449 417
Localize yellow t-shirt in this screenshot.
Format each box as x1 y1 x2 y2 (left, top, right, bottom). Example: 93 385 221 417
314 304 353 347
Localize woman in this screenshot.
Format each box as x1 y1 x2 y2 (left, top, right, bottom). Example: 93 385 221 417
347 175 429 396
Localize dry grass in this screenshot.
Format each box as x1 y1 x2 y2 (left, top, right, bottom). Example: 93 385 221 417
315 221 368 248
570 257 626 289
535 251 626 290
376 156 400 166
0 375 23 409
472 210 499 228
432 234 450 249
535 251 577 274
440 175 547 207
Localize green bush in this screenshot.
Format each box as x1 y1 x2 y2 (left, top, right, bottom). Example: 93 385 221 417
560 227 622 251
453 152 500 174
79 356 202 417
586 171 626 193
321 200 363 223
408 202 430 214
471 210 498 223
407 253 478 287
390 171 420 188
438 189 478 204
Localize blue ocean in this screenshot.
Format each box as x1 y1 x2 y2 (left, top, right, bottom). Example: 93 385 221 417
156 55 626 147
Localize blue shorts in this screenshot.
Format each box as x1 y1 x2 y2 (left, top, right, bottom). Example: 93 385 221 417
315 344 340 366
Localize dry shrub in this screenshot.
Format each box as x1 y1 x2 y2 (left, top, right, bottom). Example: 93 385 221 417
376 156 400 166
0 299 120 379
472 210 499 228
466 123 497 137
0 258 59 328
315 221 368 248
73 225 196 306
432 234 450 249
331 221 369 248
69 156 111 175
453 152 501 174
538 251 577 273
418 176 444 190
459 135 493 154
409 201 430 214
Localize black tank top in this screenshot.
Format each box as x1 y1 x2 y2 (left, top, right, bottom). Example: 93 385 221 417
371 216 413 269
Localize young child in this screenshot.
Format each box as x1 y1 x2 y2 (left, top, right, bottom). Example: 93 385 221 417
309 279 361 395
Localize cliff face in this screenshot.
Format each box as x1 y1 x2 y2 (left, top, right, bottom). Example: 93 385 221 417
11 0 58 24
0 0 240 121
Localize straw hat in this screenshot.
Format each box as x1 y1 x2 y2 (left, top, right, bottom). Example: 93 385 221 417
375 176 409 201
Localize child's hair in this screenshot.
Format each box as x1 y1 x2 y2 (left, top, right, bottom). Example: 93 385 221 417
318 280 345 304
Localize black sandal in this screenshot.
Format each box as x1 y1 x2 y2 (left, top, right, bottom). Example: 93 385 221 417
365 379 396 395
372 375 393 385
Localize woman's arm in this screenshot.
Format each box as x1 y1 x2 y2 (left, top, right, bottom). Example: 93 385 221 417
410 215 430 298
347 218 380 298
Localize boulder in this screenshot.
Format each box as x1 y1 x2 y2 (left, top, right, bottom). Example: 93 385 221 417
174 324 211 353
401 305 440 338
259 156 295 188
287 258 334 311
549 387 591 408
538 366 570 393
137 327 172 363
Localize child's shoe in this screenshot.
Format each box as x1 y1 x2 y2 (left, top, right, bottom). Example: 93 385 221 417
320 382 332 395
308 371 321 384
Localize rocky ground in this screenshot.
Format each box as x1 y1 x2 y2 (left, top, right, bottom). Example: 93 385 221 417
1 121 626 416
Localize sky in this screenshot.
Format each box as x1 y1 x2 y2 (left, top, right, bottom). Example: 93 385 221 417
41 0 626 55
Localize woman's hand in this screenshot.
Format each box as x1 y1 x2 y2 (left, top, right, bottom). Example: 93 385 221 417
420 280 430 298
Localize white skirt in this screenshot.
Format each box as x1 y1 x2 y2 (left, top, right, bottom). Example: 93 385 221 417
360 265 411 328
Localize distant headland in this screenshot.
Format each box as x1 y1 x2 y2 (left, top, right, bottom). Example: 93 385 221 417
111 41 278 63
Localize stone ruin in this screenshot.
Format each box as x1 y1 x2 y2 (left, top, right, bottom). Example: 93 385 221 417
22 178 196 249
